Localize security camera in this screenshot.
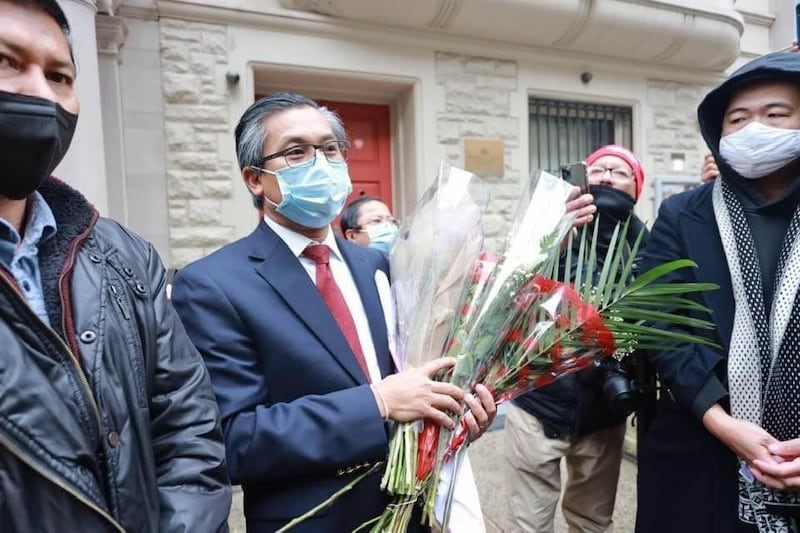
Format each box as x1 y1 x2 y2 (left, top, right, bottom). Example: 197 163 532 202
225 70 240 86
580 72 593 84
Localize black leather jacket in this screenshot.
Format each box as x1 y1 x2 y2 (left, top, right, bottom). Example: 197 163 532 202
0 179 231 532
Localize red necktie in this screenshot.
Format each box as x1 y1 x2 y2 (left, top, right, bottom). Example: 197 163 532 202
303 244 371 382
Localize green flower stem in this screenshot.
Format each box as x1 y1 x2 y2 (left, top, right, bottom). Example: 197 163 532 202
352 515 381 533
276 462 383 532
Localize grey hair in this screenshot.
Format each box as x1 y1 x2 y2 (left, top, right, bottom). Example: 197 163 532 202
234 92 348 209
319 106 348 144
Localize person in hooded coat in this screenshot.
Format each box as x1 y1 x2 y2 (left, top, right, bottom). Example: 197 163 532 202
637 51 800 533
506 145 648 533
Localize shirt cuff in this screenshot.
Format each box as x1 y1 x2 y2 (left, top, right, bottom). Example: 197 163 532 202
689 376 728 419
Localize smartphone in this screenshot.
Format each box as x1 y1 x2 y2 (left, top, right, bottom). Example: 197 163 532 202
796 0 800 48
560 162 588 194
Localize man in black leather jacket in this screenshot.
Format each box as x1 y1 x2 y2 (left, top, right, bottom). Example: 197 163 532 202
505 145 649 533
0 1 231 531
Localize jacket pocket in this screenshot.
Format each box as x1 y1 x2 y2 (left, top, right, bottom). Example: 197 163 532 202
107 280 147 408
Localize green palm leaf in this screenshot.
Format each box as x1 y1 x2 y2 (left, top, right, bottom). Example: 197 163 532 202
624 283 719 297
611 224 646 302
582 221 601 302
559 217 719 353
609 307 715 329
595 218 624 306
620 295 712 312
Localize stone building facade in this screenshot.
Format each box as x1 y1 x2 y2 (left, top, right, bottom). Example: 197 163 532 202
159 18 236 266
57 0 788 265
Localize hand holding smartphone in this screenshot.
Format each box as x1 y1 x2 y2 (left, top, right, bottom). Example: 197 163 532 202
560 162 588 194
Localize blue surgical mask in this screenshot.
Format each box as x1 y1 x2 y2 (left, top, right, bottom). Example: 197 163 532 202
260 158 353 228
365 222 399 254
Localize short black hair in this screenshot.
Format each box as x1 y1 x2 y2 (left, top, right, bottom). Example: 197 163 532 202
34 0 70 30
6 1 75 68
340 195 382 234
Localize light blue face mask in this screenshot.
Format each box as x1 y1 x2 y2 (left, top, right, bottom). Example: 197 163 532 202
260 157 353 228
365 222 399 254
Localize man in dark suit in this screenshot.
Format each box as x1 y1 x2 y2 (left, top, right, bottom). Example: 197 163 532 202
171 92 497 532
636 51 800 533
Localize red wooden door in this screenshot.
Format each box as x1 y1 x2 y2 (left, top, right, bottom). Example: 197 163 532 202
316 100 393 210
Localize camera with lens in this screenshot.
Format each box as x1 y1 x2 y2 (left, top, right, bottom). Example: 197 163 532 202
586 355 639 416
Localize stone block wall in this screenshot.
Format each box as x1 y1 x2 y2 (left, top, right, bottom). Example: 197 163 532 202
436 52 521 253
643 79 712 215
160 19 236 267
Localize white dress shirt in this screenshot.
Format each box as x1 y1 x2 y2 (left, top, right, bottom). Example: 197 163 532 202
263 216 382 383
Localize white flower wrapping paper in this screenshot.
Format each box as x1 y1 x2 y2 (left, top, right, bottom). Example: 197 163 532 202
434 452 485 532
375 164 490 531
374 271 487 533
389 165 486 371
479 170 575 322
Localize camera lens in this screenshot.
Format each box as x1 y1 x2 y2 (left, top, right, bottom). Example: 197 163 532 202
602 373 636 415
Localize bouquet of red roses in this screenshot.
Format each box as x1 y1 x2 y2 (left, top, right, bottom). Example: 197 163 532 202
374 170 718 531
282 168 718 533
429 173 718 529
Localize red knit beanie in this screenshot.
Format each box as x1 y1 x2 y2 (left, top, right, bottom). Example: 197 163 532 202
584 145 645 200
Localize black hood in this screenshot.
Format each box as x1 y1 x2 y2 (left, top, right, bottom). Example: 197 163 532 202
698 51 800 181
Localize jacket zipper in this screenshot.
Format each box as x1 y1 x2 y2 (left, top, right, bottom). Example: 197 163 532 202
59 212 98 363
0 269 123 532
0 431 124 532
55 215 123 516
52 212 105 434
109 284 131 320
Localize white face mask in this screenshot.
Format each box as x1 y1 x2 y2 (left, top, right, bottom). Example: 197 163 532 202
719 121 800 179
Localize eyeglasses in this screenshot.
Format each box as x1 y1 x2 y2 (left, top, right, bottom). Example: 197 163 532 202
586 165 633 180
261 140 350 168
357 217 400 231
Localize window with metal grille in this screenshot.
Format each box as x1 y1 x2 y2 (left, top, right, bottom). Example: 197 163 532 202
529 98 633 174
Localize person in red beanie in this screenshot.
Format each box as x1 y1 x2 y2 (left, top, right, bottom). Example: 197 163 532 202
505 144 649 533
585 144 646 199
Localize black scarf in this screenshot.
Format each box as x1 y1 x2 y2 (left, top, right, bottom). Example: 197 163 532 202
566 186 648 282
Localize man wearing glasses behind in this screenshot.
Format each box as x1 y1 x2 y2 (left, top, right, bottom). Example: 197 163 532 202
170 92 499 532
340 195 400 254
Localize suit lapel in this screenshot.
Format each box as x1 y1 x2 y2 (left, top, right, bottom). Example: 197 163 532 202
249 223 368 385
338 239 393 378
680 200 734 351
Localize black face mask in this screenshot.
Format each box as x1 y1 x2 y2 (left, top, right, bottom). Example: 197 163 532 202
0 90 78 199
589 184 635 222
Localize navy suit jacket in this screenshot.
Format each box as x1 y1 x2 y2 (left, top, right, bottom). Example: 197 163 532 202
636 181 745 533
172 221 399 532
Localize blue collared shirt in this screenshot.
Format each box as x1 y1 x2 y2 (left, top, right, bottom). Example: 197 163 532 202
0 192 57 325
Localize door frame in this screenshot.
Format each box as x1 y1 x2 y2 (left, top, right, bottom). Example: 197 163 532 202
251 63 421 219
